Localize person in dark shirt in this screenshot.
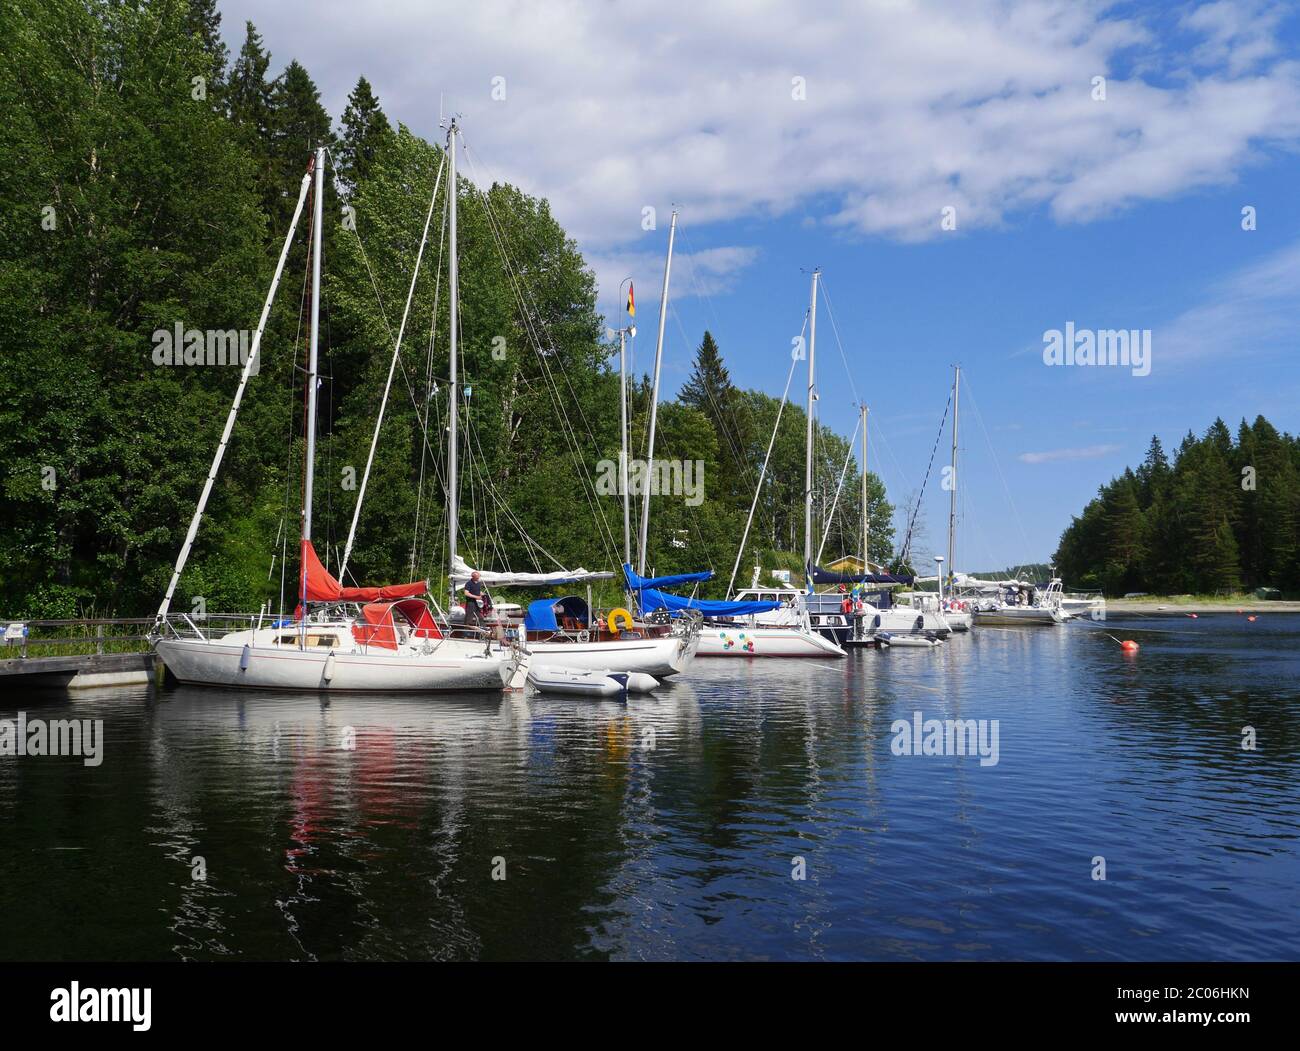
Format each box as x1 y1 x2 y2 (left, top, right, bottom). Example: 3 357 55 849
463 571 485 630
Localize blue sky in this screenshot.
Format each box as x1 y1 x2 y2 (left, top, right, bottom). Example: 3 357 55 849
222 0 1300 573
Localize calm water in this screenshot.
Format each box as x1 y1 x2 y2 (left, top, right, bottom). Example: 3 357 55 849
2 614 1297 961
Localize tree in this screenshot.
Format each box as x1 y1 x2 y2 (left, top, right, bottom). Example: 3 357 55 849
184 0 228 95
337 76 392 192
0 0 268 613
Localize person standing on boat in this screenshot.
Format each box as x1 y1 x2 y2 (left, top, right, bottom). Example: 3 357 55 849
463 571 487 631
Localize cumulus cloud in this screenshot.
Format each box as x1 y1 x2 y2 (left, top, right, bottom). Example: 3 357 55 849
223 0 1300 277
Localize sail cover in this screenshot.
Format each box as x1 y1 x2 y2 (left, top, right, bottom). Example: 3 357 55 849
451 556 614 587
635 588 781 616
621 563 715 590
808 562 914 586
622 563 778 615
300 540 427 602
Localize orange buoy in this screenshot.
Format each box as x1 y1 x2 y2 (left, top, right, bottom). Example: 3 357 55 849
1186 613 1198 619
1247 615 1257 622
1120 640 1139 651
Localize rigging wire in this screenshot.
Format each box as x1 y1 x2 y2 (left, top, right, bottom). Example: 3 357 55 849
898 391 952 566
461 139 622 568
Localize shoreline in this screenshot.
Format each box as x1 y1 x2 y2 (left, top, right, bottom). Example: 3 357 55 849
1100 599 1300 614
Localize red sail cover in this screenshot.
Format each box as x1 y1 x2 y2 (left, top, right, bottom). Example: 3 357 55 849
299 539 427 603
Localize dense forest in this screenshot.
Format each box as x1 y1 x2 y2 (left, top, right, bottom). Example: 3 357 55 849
0 0 893 618
1054 417 1300 596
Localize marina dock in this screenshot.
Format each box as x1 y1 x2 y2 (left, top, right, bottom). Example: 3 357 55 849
1 619 155 689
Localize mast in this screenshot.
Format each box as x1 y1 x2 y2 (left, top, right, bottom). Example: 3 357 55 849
446 119 460 606
861 403 869 575
636 209 676 575
301 145 325 568
803 269 820 589
619 325 631 568
947 365 960 590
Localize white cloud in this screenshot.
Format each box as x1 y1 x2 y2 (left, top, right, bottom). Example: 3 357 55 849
222 0 1300 274
1158 238 1300 362
1018 444 1121 464
588 244 761 313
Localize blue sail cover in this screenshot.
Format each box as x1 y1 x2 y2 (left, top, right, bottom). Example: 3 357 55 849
622 563 714 590
636 588 781 617
524 596 591 631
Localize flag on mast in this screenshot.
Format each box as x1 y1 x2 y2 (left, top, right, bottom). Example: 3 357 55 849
626 282 635 318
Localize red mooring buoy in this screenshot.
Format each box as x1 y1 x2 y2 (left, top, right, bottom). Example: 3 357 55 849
1121 640 1139 651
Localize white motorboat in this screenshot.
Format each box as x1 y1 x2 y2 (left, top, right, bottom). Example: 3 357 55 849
1060 591 1105 619
527 665 659 698
972 579 1069 625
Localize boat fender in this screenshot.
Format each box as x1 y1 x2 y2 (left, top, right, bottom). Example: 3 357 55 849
872 613 882 629
914 615 925 632
607 608 635 634
239 643 251 672
323 652 336 682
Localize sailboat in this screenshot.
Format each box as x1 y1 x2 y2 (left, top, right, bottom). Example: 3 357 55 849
440 207 700 677
630 268 845 658
938 365 972 631
153 141 527 691
971 577 1068 625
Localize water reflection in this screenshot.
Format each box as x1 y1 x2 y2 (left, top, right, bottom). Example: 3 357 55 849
0 616 1296 960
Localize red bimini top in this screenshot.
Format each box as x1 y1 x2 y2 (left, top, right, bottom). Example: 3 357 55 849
351 599 443 650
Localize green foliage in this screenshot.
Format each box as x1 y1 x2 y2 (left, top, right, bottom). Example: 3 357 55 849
1054 417 1300 595
0 1 894 618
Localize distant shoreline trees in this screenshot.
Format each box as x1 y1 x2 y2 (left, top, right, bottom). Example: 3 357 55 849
1053 417 1300 596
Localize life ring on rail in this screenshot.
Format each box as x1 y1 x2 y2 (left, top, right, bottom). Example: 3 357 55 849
607 607 635 634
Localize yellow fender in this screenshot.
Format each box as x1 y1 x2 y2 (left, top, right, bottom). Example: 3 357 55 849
607 607 635 634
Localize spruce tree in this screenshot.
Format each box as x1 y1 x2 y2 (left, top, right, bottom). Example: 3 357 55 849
184 0 228 93
338 76 392 192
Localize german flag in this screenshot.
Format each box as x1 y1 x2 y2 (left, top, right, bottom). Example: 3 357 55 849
626 282 635 318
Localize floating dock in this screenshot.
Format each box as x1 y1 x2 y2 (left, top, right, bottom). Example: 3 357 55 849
0 652 155 689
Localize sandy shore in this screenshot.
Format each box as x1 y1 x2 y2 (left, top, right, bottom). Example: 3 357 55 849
1103 599 1300 614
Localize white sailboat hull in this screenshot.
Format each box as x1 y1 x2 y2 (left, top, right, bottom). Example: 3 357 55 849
973 606 1065 625
697 624 846 658
864 608 954 635
525 634 697 677
942 611 972 631
156 636 520 692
